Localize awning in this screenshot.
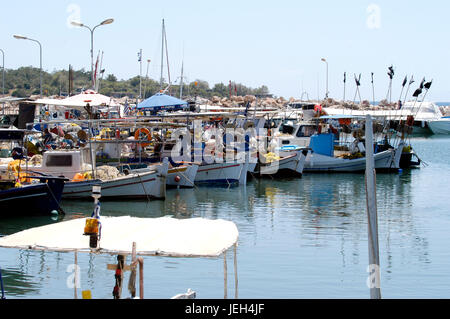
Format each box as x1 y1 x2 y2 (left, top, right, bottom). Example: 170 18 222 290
0 216 239 258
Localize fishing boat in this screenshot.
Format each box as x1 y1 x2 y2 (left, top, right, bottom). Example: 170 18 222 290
255 148 307 177
119 161 199 189
269 116 404 172
4 148 169 200
0 128 66 216
0 176 67 216
62 160 168 200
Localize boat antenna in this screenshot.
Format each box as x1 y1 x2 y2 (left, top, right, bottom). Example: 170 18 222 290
353 73 361 105
402 75 415 105
386 65 394 104
371 72 375 106
413 79 433 119
343 72 346 102
138 49 143 100
408 78 425 118
398 75 407 105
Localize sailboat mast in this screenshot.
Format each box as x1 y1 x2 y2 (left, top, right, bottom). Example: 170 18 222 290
160 19 165 90
180 59 184 98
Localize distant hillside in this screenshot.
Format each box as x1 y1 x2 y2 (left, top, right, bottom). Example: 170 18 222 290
1 67 270 100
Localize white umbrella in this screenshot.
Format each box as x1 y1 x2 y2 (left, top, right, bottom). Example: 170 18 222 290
34 90 120 111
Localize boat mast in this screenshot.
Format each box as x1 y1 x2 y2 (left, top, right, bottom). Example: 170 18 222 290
179 59 184 98
160 19 165 91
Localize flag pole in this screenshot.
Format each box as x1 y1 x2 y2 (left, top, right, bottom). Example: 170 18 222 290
343 72 346 102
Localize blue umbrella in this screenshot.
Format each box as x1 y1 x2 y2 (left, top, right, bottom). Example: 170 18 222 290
136 93 188 114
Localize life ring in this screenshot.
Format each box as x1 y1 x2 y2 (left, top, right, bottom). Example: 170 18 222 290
134 128 152 147
339 118 351 126
314 104 322 113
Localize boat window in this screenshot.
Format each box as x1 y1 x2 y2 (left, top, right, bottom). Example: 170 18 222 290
296 125 316 137
45 155 73 167
264 119 280 129
279 123 295 135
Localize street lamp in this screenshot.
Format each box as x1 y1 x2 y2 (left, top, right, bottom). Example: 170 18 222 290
14 35 42 97
321 58 329 99
0 49 4 96
71 18 114 89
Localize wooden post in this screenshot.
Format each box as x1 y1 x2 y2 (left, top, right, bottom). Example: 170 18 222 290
234 243 238 299
138 257 144 299
365 115 382 299
128 242 144 299
74 250 78 299
129 243 137 298
223 250 228 299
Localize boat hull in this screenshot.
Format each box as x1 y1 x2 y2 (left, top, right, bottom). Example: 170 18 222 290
166 164 199 188
428 118 450 134
62 170 166 200
257 150 306 177
0 178 65 216
304 149 396 172
195 162 245 186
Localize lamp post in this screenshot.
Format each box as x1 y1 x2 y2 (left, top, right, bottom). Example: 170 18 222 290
71 18 114 89
321 58 329 100
0 49 4 96
13 35 42 97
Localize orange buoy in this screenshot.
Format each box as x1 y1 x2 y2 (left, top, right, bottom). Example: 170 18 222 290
134 128 152 147
72 173 85 182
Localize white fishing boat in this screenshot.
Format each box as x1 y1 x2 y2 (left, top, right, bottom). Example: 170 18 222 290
5 149 169 200
428 117 450 134
303 133 404 172
124 161 199 189
268 117 404 172
256 148 307 176
62 160 168 200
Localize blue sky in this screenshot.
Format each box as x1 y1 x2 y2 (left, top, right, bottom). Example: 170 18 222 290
1 0 449 101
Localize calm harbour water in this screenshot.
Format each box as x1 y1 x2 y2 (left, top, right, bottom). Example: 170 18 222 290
1 136 449 299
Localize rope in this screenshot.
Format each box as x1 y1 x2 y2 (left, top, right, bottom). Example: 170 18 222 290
137 173 151 202
45 182 66 215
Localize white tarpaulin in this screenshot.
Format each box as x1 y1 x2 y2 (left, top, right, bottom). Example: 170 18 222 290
0 216 239 257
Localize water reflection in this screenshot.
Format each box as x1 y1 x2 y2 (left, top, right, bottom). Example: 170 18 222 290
0 267 39 297
0 137 445 298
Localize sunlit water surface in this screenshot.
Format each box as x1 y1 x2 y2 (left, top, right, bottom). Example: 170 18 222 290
0 136 449 299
